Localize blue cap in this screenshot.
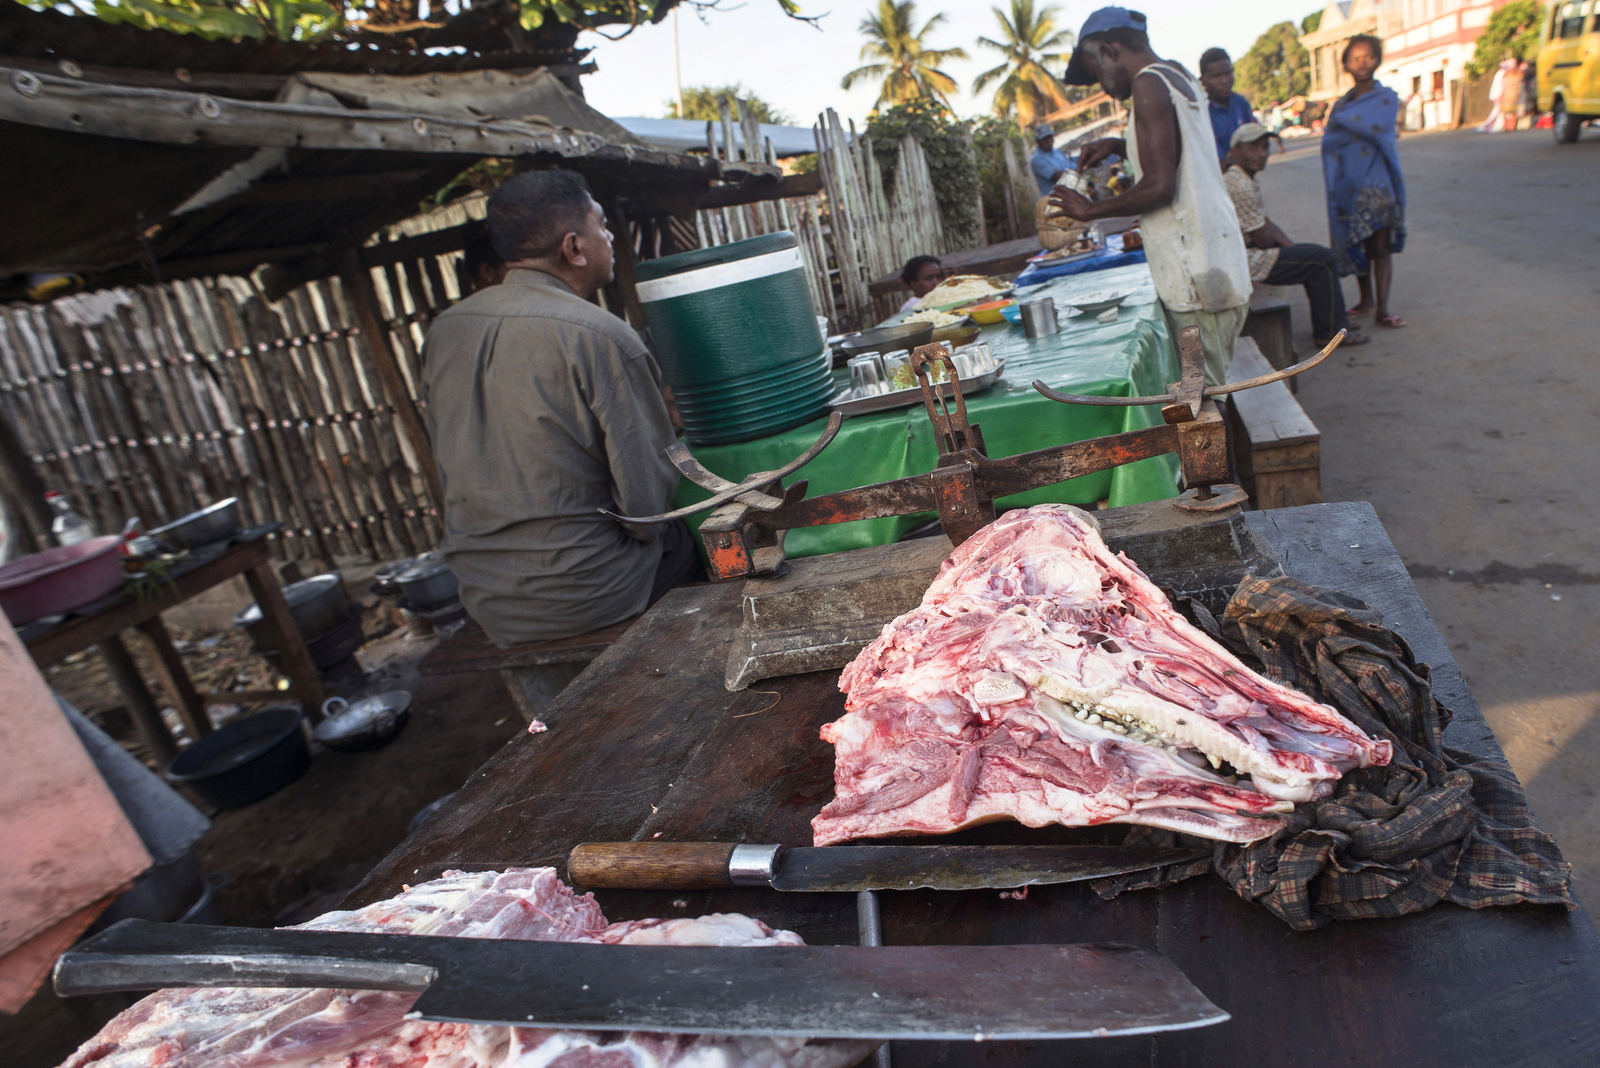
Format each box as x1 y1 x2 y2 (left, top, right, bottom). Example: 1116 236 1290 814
1061 7 1149 86
1033 122 1055 141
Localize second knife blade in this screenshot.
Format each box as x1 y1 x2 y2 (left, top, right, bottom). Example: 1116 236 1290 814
771 844 1207 892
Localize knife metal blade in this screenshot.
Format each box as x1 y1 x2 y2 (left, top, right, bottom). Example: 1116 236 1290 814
567 841 1208 893
55 919 1229 1039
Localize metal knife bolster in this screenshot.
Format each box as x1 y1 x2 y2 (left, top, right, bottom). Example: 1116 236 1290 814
728 843 784 886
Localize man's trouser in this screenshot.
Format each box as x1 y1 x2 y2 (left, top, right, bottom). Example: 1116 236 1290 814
1164 303 1249 386
1264 244 1349 342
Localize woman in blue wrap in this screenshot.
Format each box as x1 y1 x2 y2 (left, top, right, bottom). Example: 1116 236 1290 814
1321 34 1406 328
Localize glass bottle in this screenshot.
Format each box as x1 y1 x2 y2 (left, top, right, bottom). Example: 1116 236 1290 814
45 491 94 546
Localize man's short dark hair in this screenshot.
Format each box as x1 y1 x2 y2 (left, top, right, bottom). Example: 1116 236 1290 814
486 170 596 263
1343 34 1383 66
1199 47 1230 73
1082 24 1149 56
901 255 942 287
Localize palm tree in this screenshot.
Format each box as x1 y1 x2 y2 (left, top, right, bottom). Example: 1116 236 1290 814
972 0 1074 127
840 0 969 109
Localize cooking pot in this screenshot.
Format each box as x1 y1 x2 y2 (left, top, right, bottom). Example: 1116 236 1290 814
396 552 459 609
314 691 412 753
233 573 350 649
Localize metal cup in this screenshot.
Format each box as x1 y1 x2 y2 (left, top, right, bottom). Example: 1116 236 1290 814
847 353 888 397
1019 298 1059 339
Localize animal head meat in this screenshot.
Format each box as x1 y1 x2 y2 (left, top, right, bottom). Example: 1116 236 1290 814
816 504 1392 846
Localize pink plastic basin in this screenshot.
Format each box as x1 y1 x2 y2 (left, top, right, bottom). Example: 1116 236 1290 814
0 535 126 625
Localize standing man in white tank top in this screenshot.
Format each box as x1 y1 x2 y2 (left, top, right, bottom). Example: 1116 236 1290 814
1049 8 1252 385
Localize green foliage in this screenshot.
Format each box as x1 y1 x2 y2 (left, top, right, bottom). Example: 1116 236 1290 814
664 84 792 125
1300 9 1321 34
841 0 969 108
516 0 807 32
972 0 1072 126
1465 1 1543 77
970 114 1026 236
789 152 819 173
865 97 980 249
85 0 342 40
1233 21 1311 107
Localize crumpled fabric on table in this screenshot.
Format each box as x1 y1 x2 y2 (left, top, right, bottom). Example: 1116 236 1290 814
1092 574 1575 931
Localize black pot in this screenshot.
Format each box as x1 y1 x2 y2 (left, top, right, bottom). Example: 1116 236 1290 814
165 705 310 809
233 574 350 652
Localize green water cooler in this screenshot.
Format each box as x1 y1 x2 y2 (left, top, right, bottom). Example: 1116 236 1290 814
634 232 832 446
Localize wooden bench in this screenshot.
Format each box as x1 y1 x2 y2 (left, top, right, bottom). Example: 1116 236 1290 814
419 616 638 723
1242 288 1297 391
1227 337 1322 510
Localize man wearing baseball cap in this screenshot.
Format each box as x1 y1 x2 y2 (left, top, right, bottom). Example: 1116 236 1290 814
1223 123 1368 347
1029 123 1076 196
1050 7 1251 385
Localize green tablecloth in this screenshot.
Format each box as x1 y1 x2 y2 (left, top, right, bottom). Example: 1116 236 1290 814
669 262 1179 559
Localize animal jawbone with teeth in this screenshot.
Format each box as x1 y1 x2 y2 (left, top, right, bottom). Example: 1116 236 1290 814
814 504 1393 846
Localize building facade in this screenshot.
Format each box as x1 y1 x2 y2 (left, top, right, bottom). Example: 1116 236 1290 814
1303 0 1514 129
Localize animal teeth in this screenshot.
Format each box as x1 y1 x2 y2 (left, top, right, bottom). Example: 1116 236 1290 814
1207 754 1221 769
1074 709 1088 720
1087 714 1102 726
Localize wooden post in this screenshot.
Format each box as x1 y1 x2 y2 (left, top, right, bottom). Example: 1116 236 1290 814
337 248 446 513
603 198 647 329
99 633 179 768
0 407 55 551
244 561 326 720
134 616 212 741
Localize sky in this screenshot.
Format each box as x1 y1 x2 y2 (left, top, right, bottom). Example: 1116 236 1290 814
577 0 1319 128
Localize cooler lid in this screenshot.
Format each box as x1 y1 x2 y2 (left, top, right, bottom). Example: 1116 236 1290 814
634 232 798 283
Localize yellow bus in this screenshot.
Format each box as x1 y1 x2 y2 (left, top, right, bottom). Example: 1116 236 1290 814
1537 0 1600 141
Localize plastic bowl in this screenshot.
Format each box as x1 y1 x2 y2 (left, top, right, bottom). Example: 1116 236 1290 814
966 300 1016 325
165 705 310 809
999 303 1025 326
0 535 126 625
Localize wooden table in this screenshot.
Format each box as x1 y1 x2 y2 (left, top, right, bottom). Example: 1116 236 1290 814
21 528 324 766
348 502 1600 1067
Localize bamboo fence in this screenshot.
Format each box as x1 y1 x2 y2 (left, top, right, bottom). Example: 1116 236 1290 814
0 271 444 567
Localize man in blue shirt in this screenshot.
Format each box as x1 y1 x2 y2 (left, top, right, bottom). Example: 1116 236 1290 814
1200 47 1254 162
1029 123 1074 195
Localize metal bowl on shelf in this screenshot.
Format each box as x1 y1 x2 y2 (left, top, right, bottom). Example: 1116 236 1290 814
148 497 241 550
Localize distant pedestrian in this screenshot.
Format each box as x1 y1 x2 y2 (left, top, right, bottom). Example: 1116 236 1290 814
898 255 947 312
1030 124 1075 195
1223 124 1368 348
1200 47 1255 162
1321 34 1406 329
1477 58 1514 133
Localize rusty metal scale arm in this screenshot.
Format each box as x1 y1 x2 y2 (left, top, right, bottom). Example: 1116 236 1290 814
604 327 1339 581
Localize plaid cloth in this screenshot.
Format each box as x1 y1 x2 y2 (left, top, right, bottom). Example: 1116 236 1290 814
1093 574 1575 931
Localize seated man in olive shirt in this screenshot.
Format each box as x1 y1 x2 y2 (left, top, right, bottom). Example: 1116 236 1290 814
421 170 700 648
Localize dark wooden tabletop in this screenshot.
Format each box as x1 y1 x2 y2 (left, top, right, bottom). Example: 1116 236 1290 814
349 502 1600 1068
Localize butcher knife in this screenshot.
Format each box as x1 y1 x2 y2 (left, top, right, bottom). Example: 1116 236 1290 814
55 919 1229 1039
567 841 1209 892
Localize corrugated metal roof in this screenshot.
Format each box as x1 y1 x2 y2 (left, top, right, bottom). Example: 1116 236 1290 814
0 3 587 77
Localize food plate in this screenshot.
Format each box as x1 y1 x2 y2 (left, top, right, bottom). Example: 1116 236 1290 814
828 360 1006 417
1037 245 1102 265
1066 289 1131 314
898 310 973 330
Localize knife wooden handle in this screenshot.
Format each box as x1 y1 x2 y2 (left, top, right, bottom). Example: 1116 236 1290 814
568 842 737 889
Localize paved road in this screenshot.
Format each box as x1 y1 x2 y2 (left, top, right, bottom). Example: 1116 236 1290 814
1256 126 1600 895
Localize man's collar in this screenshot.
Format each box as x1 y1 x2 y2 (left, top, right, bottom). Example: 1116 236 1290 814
505 267 578 297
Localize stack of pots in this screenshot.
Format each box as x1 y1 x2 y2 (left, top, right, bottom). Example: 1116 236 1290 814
233 573 362 671
635 232 832 446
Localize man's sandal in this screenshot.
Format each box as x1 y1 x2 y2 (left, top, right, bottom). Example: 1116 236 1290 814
1317 330 1370 346
1375 314 1406 328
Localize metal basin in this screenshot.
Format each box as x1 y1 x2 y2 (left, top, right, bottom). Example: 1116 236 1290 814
148 497 241 550
314 691 412 753
0 535 125 624
837 322 934 359
234 573 350 649
165 705 310 809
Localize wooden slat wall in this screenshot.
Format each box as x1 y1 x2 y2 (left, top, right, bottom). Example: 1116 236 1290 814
0 269 449 567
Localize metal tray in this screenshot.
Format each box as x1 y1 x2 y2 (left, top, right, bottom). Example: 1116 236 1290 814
828 360 1007 417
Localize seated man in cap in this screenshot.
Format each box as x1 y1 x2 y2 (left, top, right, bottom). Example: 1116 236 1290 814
1047 7 1252 385
421 170 701 656
1223 124 1369 348
1030 123 1075 195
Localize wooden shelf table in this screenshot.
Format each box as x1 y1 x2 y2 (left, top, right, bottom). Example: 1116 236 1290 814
20 527 324 766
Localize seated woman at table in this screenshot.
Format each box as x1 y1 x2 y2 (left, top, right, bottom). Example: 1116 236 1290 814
898 255 946 312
